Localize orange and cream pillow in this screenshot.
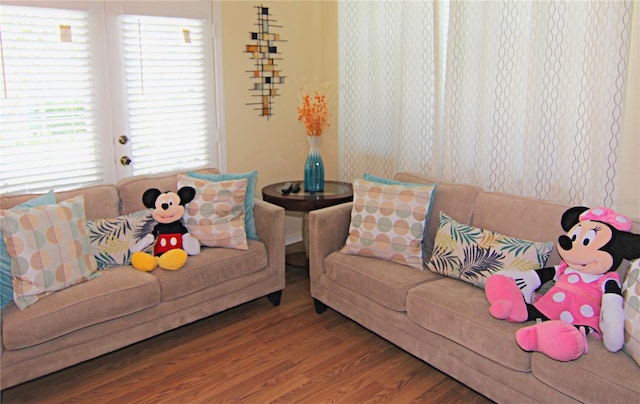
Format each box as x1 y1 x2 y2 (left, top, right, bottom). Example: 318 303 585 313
0 196 99 310
177 174 248 250
341 179 437 270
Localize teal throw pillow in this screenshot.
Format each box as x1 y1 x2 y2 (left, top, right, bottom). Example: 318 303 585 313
0 190 56 308
187 170 259 240
363 173 414 185
363 173 438 262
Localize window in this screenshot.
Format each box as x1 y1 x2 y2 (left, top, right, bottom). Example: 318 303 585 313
0 1 221 194
120 14 211 174
1 4 103 193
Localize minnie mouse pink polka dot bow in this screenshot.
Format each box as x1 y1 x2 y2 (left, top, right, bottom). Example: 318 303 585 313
579 207 632 232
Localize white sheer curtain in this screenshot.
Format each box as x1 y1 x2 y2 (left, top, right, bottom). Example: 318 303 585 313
441 1 632 206
339 1 633 208
338 0 441 181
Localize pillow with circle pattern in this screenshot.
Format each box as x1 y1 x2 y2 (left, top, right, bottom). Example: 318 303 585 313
177 174 248 250
340 179 437 270
187 170 259 241
0 190 56 308
424 211 554 288
0 195 99 310
623 258 640 366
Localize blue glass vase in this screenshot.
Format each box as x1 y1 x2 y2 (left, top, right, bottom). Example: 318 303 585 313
304 135 324 192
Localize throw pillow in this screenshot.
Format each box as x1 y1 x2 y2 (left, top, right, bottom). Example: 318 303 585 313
622 258 640 366
177 174 249 250
363 173 421 186
424 211 554 288
340 179 437 270
362 173 435 187
0 195 99 310
363 173 438 262
0 190 56 308
86 209 156 269
187 170 258 240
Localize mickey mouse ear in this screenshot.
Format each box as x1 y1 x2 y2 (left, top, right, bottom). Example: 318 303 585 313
579 207 632 231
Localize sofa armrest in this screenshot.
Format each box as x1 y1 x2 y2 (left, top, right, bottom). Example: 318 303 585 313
308 202 352 286
253 199 286 282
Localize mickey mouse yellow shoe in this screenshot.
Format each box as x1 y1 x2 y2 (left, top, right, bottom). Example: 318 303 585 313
131 252 158 272
158 249 188 270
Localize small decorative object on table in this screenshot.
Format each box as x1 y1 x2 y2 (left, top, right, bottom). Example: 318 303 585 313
297 85 331 192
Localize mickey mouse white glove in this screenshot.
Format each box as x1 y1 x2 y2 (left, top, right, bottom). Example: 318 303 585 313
182 233 201 256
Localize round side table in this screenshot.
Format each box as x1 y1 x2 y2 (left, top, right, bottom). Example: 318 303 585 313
262 180 353 267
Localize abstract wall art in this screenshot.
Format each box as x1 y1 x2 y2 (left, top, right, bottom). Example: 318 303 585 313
244 4 286 119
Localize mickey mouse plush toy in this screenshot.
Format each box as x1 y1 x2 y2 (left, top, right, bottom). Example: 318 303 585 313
485 206 640 361
131 186 200 271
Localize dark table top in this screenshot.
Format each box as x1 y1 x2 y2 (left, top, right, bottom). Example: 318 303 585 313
261 180 353 212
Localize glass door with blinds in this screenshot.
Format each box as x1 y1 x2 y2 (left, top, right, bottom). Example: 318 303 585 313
0 1 220 194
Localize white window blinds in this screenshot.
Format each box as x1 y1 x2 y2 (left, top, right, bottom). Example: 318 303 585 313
0 5 104 193
0 2 220 194
121 14 211 175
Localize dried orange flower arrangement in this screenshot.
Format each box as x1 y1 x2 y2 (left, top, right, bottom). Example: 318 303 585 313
297 91 330 137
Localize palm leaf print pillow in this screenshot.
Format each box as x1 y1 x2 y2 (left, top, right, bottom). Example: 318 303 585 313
424 211 553 288
87 209 156 269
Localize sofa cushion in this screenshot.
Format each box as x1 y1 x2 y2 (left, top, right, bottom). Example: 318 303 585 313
325 251 441 312
622 258 640 365
1 185 120 221
117 167 220 215
87 209 156 269
472 191 568 267
177 174 248 250
406 277 533 371
531 342 640 403
424 211 554 288
341 179 437 270
1 266 160 350
153 239 268 302
393 173 481 261
55 185 121 221
0 196 100 310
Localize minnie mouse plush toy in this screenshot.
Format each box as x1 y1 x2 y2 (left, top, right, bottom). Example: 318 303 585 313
485 206 640 361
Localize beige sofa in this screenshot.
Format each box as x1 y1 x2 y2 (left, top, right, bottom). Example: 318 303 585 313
309 171 640 403
0 168 285 389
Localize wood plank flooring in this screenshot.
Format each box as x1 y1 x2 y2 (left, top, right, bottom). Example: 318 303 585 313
2 266 492 403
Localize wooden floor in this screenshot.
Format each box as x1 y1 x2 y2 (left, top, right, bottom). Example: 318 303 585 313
2 266 491 403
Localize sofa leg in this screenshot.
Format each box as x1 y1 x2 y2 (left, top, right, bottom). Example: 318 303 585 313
267 290 282 306
314 298 328 314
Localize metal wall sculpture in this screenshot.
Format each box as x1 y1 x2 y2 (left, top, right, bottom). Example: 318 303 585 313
245 5 286 119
